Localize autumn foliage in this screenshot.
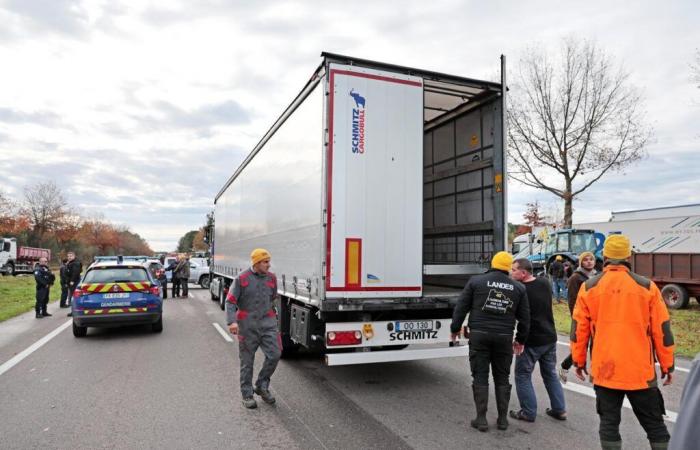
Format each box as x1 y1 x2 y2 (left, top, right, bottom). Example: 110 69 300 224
1 183 152 265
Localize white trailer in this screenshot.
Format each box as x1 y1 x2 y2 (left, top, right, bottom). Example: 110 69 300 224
210 52 508 365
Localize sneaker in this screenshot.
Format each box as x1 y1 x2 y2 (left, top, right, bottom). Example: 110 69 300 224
242 397 257 409
254 387 276 405
558 366 568 384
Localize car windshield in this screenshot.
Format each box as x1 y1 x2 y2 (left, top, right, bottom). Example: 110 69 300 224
83 267 150 283
571 232 596 254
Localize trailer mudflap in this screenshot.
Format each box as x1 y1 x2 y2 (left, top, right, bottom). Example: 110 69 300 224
325 345 468 366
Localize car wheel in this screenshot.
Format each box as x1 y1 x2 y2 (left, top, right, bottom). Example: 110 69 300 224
152 315 163 332
661 284 689 309
72 322 87 337
199 276 210 290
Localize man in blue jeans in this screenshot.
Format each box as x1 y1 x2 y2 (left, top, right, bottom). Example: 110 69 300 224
548 255 567 303
509 258 567 422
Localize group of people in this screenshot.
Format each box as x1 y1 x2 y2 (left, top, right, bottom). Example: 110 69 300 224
450 235 676 449
163 254 191 298
34 251 82 319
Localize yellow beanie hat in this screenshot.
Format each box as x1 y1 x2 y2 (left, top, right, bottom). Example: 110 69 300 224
251 248 272 265
556 255 563 261
578 251 595 265
603 235 631 260
491 251 514 272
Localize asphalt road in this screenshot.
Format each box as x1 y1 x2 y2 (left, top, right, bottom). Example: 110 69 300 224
0 288 691 449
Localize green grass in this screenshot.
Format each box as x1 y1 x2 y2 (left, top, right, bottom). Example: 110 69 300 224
0 274 60 322
553 300 700 359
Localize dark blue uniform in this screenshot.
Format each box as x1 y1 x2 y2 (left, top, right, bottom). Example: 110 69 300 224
34 264 55 317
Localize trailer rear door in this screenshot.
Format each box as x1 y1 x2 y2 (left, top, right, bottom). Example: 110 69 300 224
324 64 423 298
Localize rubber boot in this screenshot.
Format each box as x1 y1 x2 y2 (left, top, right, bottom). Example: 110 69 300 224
470 385 489 432
600 441 622 450
495 384 511 430
649 442 668 450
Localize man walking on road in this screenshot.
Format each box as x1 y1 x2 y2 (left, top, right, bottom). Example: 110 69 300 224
175 254 190 298
571 235 675 450
548 255 566 303
227 248 281 409
34 256 55 319
65 251 82 317
451 251 530 432
509 258 567 422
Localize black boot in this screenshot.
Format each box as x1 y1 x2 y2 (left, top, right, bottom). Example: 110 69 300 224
470 384 489 432
35 312 44 319
600 441 622 450
495 384 511 430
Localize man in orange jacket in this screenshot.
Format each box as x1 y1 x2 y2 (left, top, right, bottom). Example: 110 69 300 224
571 235 674 450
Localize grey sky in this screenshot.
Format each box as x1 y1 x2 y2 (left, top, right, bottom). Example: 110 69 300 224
0 0 698 250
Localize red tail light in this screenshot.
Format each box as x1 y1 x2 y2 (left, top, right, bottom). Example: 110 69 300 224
147 284 160 295
326 330 362 346
72 286 89 299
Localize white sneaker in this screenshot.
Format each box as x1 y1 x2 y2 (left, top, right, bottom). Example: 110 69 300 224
558 366 568 384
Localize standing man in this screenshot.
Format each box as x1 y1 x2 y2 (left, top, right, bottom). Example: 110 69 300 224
451 251 530 432
59 258 70 308
165 258 179 298
548 255 566 303
559 251 596 383
509 258 567 422
65 251 82 317
227 249 281 409
34 257 55 318
176 254 190 298
571 235 674 450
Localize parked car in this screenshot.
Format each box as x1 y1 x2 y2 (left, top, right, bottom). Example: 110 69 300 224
162 255 210 288
70 258 164 337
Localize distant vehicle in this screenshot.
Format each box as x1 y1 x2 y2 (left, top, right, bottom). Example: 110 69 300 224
0 237 51 276
527 229 605 276
70 259 164 337
163 255 210 288
632 252 700 309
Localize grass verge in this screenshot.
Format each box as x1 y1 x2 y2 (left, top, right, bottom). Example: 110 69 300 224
552 301 700 359
0 274 60 322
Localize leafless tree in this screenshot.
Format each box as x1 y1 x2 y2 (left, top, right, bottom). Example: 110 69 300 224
507 38 652 226
22 181 69 240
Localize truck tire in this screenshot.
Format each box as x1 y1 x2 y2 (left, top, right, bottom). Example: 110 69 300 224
199 275 210 290
72 322 87 337
6 262 15 276
661 284 689 309
219 284 226 310
152 315 163 333
276 297 300 358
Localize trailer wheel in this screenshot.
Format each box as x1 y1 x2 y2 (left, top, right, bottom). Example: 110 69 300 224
219 284 226 310
199 275 210 290
661 284 690 309
6 263 15 276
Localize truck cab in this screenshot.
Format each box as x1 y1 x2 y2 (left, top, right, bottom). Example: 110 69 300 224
0 238 18 275
529 229 605 275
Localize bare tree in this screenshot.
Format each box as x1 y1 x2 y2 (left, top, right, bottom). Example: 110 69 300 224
508 38 652 226
22 181 69 241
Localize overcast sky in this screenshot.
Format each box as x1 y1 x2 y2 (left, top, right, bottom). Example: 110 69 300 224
0 0 698 250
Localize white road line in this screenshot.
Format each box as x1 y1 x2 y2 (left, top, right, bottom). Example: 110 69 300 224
212 322 233 342
562 381 677 423
0 319 72 377
557 340 691 373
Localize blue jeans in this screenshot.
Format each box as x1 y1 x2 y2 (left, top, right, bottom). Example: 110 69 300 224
514 343 566 419
552 278 567 300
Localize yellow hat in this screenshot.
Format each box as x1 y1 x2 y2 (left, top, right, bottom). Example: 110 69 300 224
578 251 595 264
251 248 271 265
556 255 563 261
491 251 514 272
603 235 631 260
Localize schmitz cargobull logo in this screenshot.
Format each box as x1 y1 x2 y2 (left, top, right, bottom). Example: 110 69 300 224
349 89 366 154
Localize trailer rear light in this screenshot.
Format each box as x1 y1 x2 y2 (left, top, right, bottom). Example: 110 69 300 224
326 330 362 346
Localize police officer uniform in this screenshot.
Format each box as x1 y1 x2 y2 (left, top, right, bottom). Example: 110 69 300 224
34 263 55 318
451 251 530 431
226 249 281 409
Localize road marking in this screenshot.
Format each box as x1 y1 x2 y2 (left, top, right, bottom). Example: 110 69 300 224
556 340 690 373
212 323 233 342
562 381 677 423
0 319 72 377
189 293 193 298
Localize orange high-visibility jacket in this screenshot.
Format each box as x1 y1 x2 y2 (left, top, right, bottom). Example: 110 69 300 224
571 261 675 390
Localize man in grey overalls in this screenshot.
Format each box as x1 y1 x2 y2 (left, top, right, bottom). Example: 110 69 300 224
227 248 282 409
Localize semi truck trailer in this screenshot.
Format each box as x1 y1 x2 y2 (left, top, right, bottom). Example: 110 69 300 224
209 52 508 365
